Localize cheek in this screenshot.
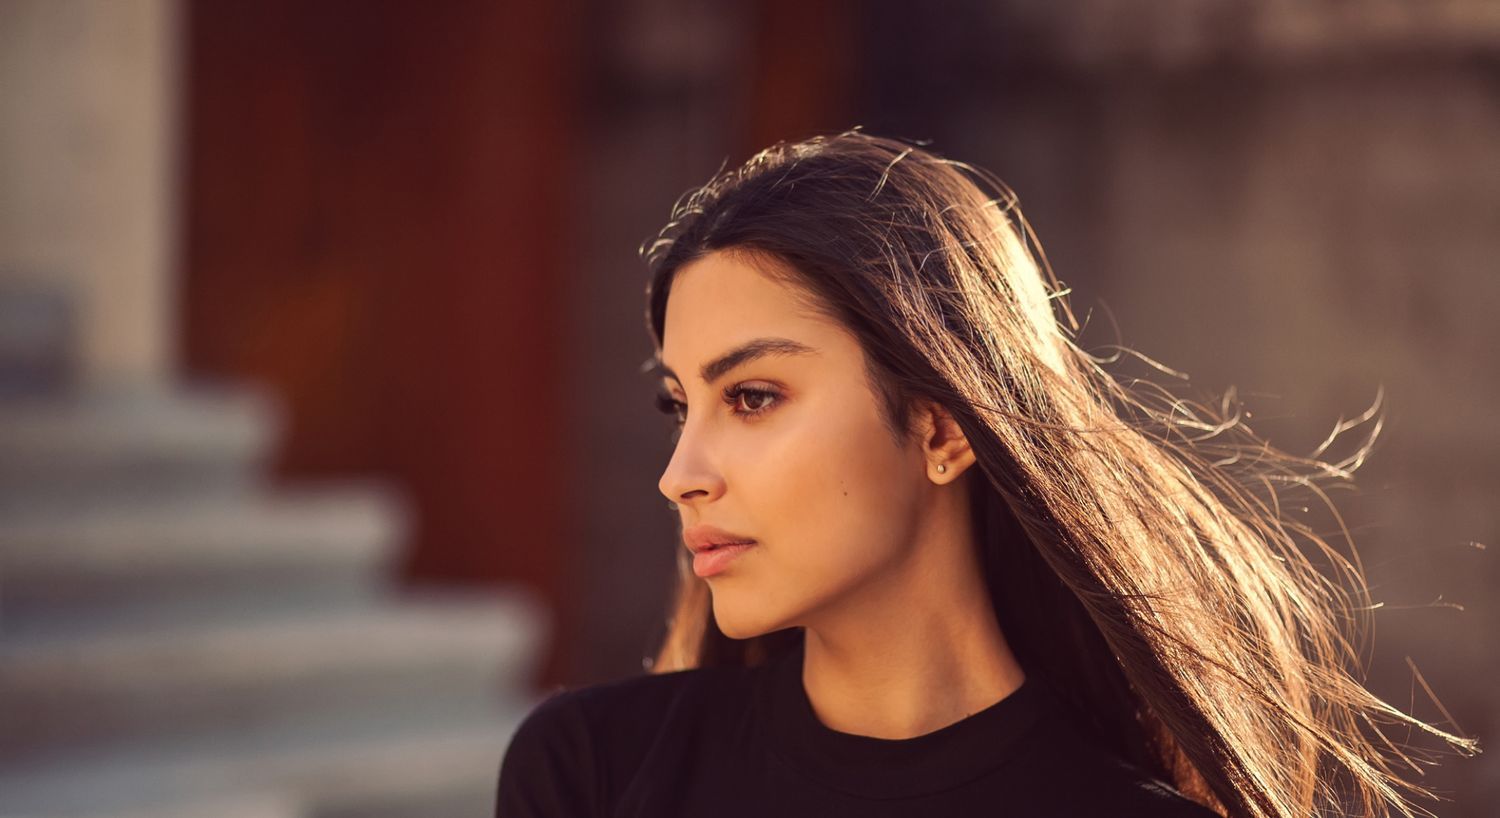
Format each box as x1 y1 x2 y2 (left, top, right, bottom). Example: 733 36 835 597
743 393 923 590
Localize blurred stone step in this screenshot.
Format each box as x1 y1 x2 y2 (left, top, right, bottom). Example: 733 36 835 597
0 588 549 764
0 702 535 818
0 483 408 638
9 791 306 818
0 382 280 502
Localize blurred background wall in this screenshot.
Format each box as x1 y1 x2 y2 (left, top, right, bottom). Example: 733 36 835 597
2 0 1495 815
0 0 178 385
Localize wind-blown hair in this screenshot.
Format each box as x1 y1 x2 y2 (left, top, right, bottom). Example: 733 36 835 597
637 129 1478 817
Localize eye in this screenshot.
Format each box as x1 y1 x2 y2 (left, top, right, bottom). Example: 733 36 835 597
654 391 687 426
652 383 783 429
723 384 781 418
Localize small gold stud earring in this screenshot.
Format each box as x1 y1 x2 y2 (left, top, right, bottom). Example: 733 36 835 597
936 463 947 474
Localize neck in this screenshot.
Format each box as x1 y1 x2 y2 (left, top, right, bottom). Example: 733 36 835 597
796 484 1026 739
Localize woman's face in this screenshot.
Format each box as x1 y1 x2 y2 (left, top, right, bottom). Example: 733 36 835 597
656 249 934 639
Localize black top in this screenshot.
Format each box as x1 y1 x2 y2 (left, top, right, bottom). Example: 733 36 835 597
496 636 1220 817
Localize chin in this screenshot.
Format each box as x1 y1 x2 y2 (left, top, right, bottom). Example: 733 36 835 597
710 592 785 641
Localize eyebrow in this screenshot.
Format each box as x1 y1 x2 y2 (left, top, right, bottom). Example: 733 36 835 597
647 337 819 387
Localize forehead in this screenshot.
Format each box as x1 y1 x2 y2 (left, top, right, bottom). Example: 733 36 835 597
661 251 835 365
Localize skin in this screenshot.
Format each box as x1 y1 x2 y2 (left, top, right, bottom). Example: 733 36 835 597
656 248 1026 740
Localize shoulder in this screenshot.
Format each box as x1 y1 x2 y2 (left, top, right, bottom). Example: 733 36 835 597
541 661 754 738
1058 751 1221 818
496 665 752 817
501 666 721 764
1106 775 1220 817
511 661 744 730
1015 710 1221 818
496 687 596 817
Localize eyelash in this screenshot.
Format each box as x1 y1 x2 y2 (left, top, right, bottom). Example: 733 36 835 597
654 384 782 428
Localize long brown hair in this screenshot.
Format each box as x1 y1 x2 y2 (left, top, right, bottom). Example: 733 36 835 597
636 129 1478 817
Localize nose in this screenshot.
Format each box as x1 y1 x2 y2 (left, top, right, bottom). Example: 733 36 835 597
657 425 724 509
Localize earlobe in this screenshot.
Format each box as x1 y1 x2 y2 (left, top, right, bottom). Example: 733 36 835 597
930 449 975 483
921 400 975 483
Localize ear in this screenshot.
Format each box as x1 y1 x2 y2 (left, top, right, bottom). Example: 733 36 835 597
913 399 976 484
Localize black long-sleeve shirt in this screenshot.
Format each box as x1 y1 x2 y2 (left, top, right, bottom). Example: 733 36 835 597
496 637 1221 817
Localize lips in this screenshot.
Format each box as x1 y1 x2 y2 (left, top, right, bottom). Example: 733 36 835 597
683 524 757 554
691 542 756 578
683 524 758 579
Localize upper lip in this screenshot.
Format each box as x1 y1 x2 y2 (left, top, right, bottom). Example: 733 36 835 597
683 524 757 553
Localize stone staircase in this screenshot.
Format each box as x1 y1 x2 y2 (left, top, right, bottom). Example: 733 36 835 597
0 383 548 818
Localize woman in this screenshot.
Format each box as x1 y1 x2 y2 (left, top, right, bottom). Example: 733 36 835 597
496 130 1476 817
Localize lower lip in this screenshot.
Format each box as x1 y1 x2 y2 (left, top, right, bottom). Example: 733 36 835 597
693 542 757 578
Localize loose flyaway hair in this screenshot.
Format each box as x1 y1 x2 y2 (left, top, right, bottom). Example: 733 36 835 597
637 128 1479 818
